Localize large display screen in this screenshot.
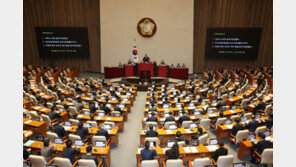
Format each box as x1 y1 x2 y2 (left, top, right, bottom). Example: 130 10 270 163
205 28 262 60
35 27 90 58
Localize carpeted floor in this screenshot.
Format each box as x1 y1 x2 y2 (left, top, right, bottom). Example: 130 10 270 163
78 72 259 167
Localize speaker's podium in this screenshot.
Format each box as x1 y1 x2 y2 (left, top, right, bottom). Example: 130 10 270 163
140 70 151 82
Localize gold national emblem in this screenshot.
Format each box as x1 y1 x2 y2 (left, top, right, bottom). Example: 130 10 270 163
137 18 157 38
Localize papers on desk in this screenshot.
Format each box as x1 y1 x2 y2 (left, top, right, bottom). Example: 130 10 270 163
166 130 172 134
189 146 198 153
64 126 71 131
185 129 192 133
159 118 165 121
175 117 179 120
138 148 143 154
208 113 217 117
96 117 102 120
106 117 111 120
107 130 111 134
183 147 191 153
35 106 41 110
229 110 235 113
190 116 196 119
266 137 273 141
188 106 195 110
24 140 35 147
25 120 32 124
225 125 233 129
163 148 170 154
206 145 218 152
41 108 47 112
77 115 83 118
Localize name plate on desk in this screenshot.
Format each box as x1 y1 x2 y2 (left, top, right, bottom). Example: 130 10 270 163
24 140 35 147
189 147 198 153
25 120 33 124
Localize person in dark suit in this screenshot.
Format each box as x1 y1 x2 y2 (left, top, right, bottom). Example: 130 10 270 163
23 147 31 160
191 127 204 141
142 54 149 63
171 131 184 142
96 124 110 140
89 101 97 114
113 104 124 115
146 124 158 137
100 103 111 116
265 114 273 129
46 107 59 120
54 120 67 138
41 138 56 162
230 118 244 136
178 111 190 127
76 122 88 140
165 111 175 123
211 140 228 162
165 142 179 160
63 140 81 164
246 116 259 133
81 145 99 165
147 112 158 122
250 132 273 164
141 141 157 162
149 103 157 111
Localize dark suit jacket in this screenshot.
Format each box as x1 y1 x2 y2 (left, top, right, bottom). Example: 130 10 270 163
46 111 59 120
54 124 67 138
63 147 80 164
114 106 123 115
147 117 158 122
146 130 158 137
141 148 157 161
165 116 175 123
165 149 179 159
96 129 110 140
178 116 190 126
76 127 88 140
100 106 111 115
265 118 273 129
81 154 99 165
89 104 96 113
252 140 272 154
211 147 228 162
231 124 244 136
246 120 259 132
257 102 266 111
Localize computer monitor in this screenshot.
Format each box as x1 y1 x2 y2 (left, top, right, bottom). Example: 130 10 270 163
194 111 200 115
174 97 178 101
106 104 112 108
82 101 87 105
209 138 218 145
212 100 217 104
148 113 152 117
255 114 261 119
98 113 105 117
149 141 156 148
186 96 190 100
113 113 121 117
169 124 177 130
189 103 194 107
111 97 116 101
164 113 169 118
84 111 90 116
64 121 71 127
54 138 63 144
241 116 248 122
74 139 84 146
233 162 246 167
119 104 125 108
248 134 256 140
82 93 85 97
106 91 110 94
72 100 76 103
190 123 197 129
95 102 98 108
167 141 174 148
95 141 106 148
232 105 237 110
104 124 112 130
177 104 182 108
208 110 214 114
201 101 206 105
179 113 183 117
196 95 200 99
101 97 106 100
126 92 131 96
83 123 91 128
225 119 232 125
264 131 271 137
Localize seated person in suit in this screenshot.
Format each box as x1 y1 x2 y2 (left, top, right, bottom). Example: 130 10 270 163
164 111 175 122
148 103 157 111
250 132 273 164
230 118 244 137
171 131 184 142
178 110 190 127
143 54 149 63
160 60 165 65
23 147 31 160
100 103 111 116
170 64 175 68
191 127 204 141
46 107 59 120
265 114 273 130
211 140 228 162
127 59 133 65
89 101 97 114
74 98 84 112
41 138 56 162
113 104 124 115
146 112 158 122
181 63 186 68
165 142 180 160
96 124 110 140
54 120 67 138
146 124 158 137
118 62 123 67
76 122 88 140
141 141 157 162
245 115 259 133
176 63 181 68
63 140 81 164
81 145 99 165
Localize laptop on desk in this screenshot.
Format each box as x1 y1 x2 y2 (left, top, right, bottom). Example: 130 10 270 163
209 138 218 145
54 138 63 144
225 119 232 125
167 141 175 148
74 139 84 146
233 162 246 167
95 141 106 148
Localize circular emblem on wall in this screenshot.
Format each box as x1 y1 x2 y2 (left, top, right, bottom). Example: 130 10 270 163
137 18 157 38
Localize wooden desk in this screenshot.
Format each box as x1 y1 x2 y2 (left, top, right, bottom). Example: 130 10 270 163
23 100 31 110
23 118 47 136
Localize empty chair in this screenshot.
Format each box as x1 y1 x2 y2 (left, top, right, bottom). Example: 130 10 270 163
29 111 40 121
69 119 79 126
111 111 121 117
229 91 235 98
222 94 228 101
85 85 91 91
146 121 157 129
52 92 58 100
86 120 98 128
240 99 248 108
260 148 273 165
216 155 234 167
92 136 107 145
221 106 230 111
78 159 97 167
69 107 77 117
54 157 73 167
230 115 240 122
164 121 177 130
200 119 211 130
229 129 249 144
198 134 209 145
182 120 193 129
41 114 54 128
141 160 158 167
165 159 183 167
46 132 59 143
235 89 241 96
255 126 267 137
56 105 64 110
215 117 227 129
191 157 211 167
144 137 159 147
243 113 253 119
68 134 81 143
96 110 105 117
28 155 47 167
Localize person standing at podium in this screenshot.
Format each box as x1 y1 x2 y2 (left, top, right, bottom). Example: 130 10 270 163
143 54 150 63
160 60 165 65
